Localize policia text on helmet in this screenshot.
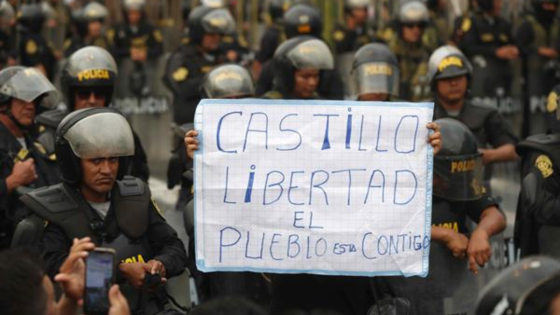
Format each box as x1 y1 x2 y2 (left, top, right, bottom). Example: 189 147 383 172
61 46 118 111
351 43 400 101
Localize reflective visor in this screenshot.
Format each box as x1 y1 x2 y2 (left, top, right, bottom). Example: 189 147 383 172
201 8 236 35
0 68 59 108
286 39 334 70
433 153 485 201
353 62 399 98
63 113 135 159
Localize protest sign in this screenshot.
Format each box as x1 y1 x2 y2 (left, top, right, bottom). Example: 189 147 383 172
194 99 433 277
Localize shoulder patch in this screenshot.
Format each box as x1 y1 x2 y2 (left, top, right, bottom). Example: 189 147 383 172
547 91 558 113
153 29 163 42
333 30 345 42
201 65 212 73
535 154 554 178
33 142 47 155
461 18 471 32
172 67 189 81
26 40 37 54
481 33 494 42
107 29 115 43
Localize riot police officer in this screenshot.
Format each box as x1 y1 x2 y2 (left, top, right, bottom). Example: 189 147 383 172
516 0 560 135
331 0 374 55
20 107 187 315
458 0 519 102
515 88 560 258
386 1 432 101
263 35 334 99
429 45 518 166
255 3 344 100
34 46 150 182
64 2 110 57
0 66 60 249
384 118 506 315
253 0 290 78
17 3 56 79
351 42 400 101
476 256 560 315
163 5 235 125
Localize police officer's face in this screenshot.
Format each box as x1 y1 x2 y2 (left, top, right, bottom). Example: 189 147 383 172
293 68 320 99
436 75 468 104
351 8 367 25
80 157 119 200
127 9 142 25
88 20 102 38
402 23 424 43
74 88 106 110
492 0 502 16
358 93 389 101
550 292 560 315
10 98 35 126
201 33 223 52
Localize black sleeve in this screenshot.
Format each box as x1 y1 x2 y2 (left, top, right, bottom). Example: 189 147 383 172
146 26 164 59
255 60 275 96
459 19 498 57
515 21 536 57
42 223 73 279
110 26 131 59
484 110 518 147
320 69 345 100
466 194 500 224
525 153 560 226
147 204 188 278
256 29 280 63
130 131 150 182
163 50 204 100
0 151 14 219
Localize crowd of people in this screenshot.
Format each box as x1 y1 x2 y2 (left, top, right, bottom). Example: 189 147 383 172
1 0 560 314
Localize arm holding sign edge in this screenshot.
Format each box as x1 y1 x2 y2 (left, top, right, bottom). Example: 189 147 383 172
185 122 442 160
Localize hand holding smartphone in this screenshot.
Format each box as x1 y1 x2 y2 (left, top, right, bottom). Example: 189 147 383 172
84 248 116 315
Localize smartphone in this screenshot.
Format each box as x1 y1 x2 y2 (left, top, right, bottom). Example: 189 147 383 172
84 248 116 315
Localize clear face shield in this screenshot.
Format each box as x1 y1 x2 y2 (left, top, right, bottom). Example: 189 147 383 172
63 112 135 159
286 39 334 70
353 62 400 99
204 65 255 99
0 68 59 108
201 8 236 35
433 153 486 201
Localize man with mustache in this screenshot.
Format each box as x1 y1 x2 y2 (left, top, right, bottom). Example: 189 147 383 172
18 108 187 315
0 66 60 249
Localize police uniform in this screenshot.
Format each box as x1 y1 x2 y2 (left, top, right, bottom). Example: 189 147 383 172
256 25 283 65
19 32 55 78
458 11 515 98
331 23 375 55
515 134 560 258
0 123 59 248
387 37 431 102
108 21 163 60
434 101 517 150
385 195 499 315
164 42 219 124
63 35 111 57
546 85 560 133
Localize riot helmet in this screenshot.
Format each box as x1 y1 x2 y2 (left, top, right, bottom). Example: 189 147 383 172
283 3 322 39
61 46 118 110
433 118 485 201
272 36 334 94
345 0 370 10
82 1 108 22
477 0 495 12
124 0 146 11
201 64 255 99
476 256 560 315
55 107 135 185
398 1 429 25
18 3 45 33
188 6 236 44
0 1 15 26
427 45 472 86
0 66 59 109
533 0 559 25
269 0 291 23
351 43 400 100
201 0 226 8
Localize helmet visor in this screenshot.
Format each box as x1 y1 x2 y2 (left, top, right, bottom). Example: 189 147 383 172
63 113 135 159
433 153 485 201
201 8 236 35
0 68 59 108
353 62 400 98
204 65 255 98
66 47 118 79
286 39 334 70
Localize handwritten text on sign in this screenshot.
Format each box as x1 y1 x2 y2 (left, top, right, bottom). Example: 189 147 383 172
194 99 433 277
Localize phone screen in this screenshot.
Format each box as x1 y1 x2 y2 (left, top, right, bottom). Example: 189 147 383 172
84 249 114 315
